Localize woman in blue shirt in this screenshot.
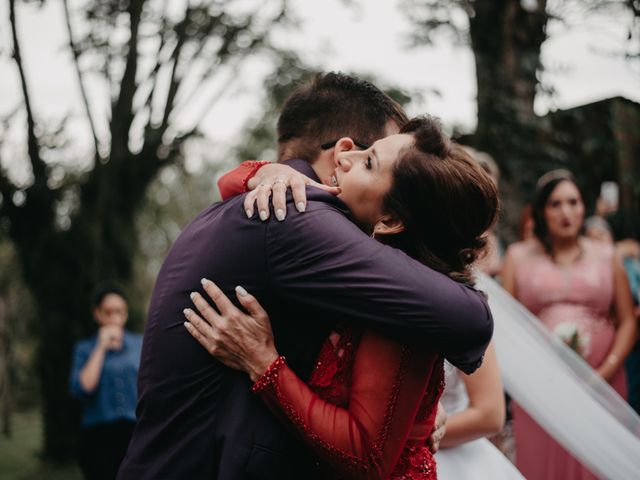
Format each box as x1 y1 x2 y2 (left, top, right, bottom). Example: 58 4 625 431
69 284 142 480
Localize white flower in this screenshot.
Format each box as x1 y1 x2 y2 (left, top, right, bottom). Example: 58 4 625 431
553 322 590 358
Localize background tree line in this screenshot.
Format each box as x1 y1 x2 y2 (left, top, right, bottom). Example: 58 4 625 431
0 0 638 464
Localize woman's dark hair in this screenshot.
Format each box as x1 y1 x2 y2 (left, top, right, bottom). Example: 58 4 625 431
531 169 585 254
91 282 128 309
381 116 500 285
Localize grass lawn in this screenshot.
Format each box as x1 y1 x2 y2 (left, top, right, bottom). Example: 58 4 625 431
0 410 82 480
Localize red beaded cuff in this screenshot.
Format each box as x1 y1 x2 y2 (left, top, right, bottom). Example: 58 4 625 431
242 161 272 192
251 356 286 393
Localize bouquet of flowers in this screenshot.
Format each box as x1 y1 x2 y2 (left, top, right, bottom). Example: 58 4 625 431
553 322 590 358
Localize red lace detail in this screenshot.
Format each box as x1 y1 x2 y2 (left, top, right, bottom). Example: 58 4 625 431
272 339 412 476
241 160 271 192
390 360 444 479
251 356 286 393
414 359 445 423
308 326 359 405
391 445 437 480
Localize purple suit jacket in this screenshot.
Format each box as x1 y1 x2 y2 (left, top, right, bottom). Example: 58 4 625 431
118 160 493 479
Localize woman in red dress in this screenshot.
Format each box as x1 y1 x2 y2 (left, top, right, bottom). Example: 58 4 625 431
184 116 499 479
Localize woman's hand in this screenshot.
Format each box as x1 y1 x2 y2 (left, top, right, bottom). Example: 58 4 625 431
245 163 340 221
426 401 447 453
184 279 279 382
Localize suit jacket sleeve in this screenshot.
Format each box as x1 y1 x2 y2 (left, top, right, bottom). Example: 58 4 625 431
265 193 493 374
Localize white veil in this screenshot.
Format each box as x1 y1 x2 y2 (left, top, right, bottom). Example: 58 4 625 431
476 273 640 480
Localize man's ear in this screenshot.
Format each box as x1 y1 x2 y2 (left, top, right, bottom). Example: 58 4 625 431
373 215 405 237
334 137 355 154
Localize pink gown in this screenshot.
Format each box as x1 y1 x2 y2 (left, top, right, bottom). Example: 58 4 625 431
508 238 627 480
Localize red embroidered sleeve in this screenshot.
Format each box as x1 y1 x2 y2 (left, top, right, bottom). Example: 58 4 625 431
252 330 441 480
216 160 271 200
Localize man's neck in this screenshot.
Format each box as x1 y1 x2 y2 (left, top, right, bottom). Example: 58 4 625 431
308 150 334 186
278 149 334 187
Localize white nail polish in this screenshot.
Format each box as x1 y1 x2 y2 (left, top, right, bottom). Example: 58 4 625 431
297 202 306 213
183 308 190 316
190 292 196 300
245 209 253 218
275 209 285 221
259 210 268 221
235 285 248 297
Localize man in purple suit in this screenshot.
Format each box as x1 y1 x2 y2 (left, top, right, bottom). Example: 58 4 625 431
118 73 492 479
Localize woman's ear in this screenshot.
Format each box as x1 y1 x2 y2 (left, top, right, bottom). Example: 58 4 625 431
373 215 405 237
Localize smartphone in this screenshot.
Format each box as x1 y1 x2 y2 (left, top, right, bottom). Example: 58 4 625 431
600 181 619 212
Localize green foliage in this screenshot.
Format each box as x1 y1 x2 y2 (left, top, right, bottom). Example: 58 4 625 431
0 409 82 480
2 0 293 461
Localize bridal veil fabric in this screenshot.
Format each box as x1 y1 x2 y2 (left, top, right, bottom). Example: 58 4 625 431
477 274 640 480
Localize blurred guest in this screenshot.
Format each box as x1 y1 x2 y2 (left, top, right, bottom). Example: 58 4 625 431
502 169 637 480
518 204 535 241
617 238 640 306
617 238 640 413
436 343 524 479
584 215 614 244
69 284 142 480
463 147 502 276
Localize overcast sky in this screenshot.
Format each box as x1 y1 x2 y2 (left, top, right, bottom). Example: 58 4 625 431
0 0 637 175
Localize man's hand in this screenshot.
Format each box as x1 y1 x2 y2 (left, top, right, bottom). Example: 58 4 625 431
426 401 447 453
245 163 340 221
97 324 124 351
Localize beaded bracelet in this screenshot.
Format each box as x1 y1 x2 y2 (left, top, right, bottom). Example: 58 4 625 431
251 356 286 394
242 161 272 192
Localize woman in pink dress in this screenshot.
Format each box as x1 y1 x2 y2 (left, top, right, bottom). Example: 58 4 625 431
502 169 637 480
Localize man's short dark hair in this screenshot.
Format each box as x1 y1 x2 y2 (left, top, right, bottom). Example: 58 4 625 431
91 281 128 308
277 72 408 161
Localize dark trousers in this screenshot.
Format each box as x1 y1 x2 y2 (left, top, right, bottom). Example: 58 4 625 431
78 420 135 480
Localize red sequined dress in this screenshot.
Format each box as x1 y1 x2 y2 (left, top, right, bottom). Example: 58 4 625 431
219 162 445 479
252 326 444 480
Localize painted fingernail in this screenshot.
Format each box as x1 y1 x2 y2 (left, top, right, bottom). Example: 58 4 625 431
259 210 268 221
235 285 248 297
183 308 190 316
297 202 306 213
245 209 253 218
183 321 190 329
275 209 285 221
201 278 211 286
190 292 197 300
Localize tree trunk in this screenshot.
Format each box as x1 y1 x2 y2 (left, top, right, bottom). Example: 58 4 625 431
470 0 548 186
0 293 11 438
466 0 549 240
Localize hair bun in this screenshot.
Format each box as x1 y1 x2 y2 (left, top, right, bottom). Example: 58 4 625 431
458 248 477 266
400 115 450 157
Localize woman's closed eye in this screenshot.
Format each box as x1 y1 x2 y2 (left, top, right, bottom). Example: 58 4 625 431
366 156 373 170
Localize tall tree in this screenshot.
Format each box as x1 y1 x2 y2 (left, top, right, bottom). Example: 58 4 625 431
403 0 548 182
402 0 639 232
2 0 290 461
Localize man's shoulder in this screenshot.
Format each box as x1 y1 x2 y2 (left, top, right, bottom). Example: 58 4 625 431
271 189 360 242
